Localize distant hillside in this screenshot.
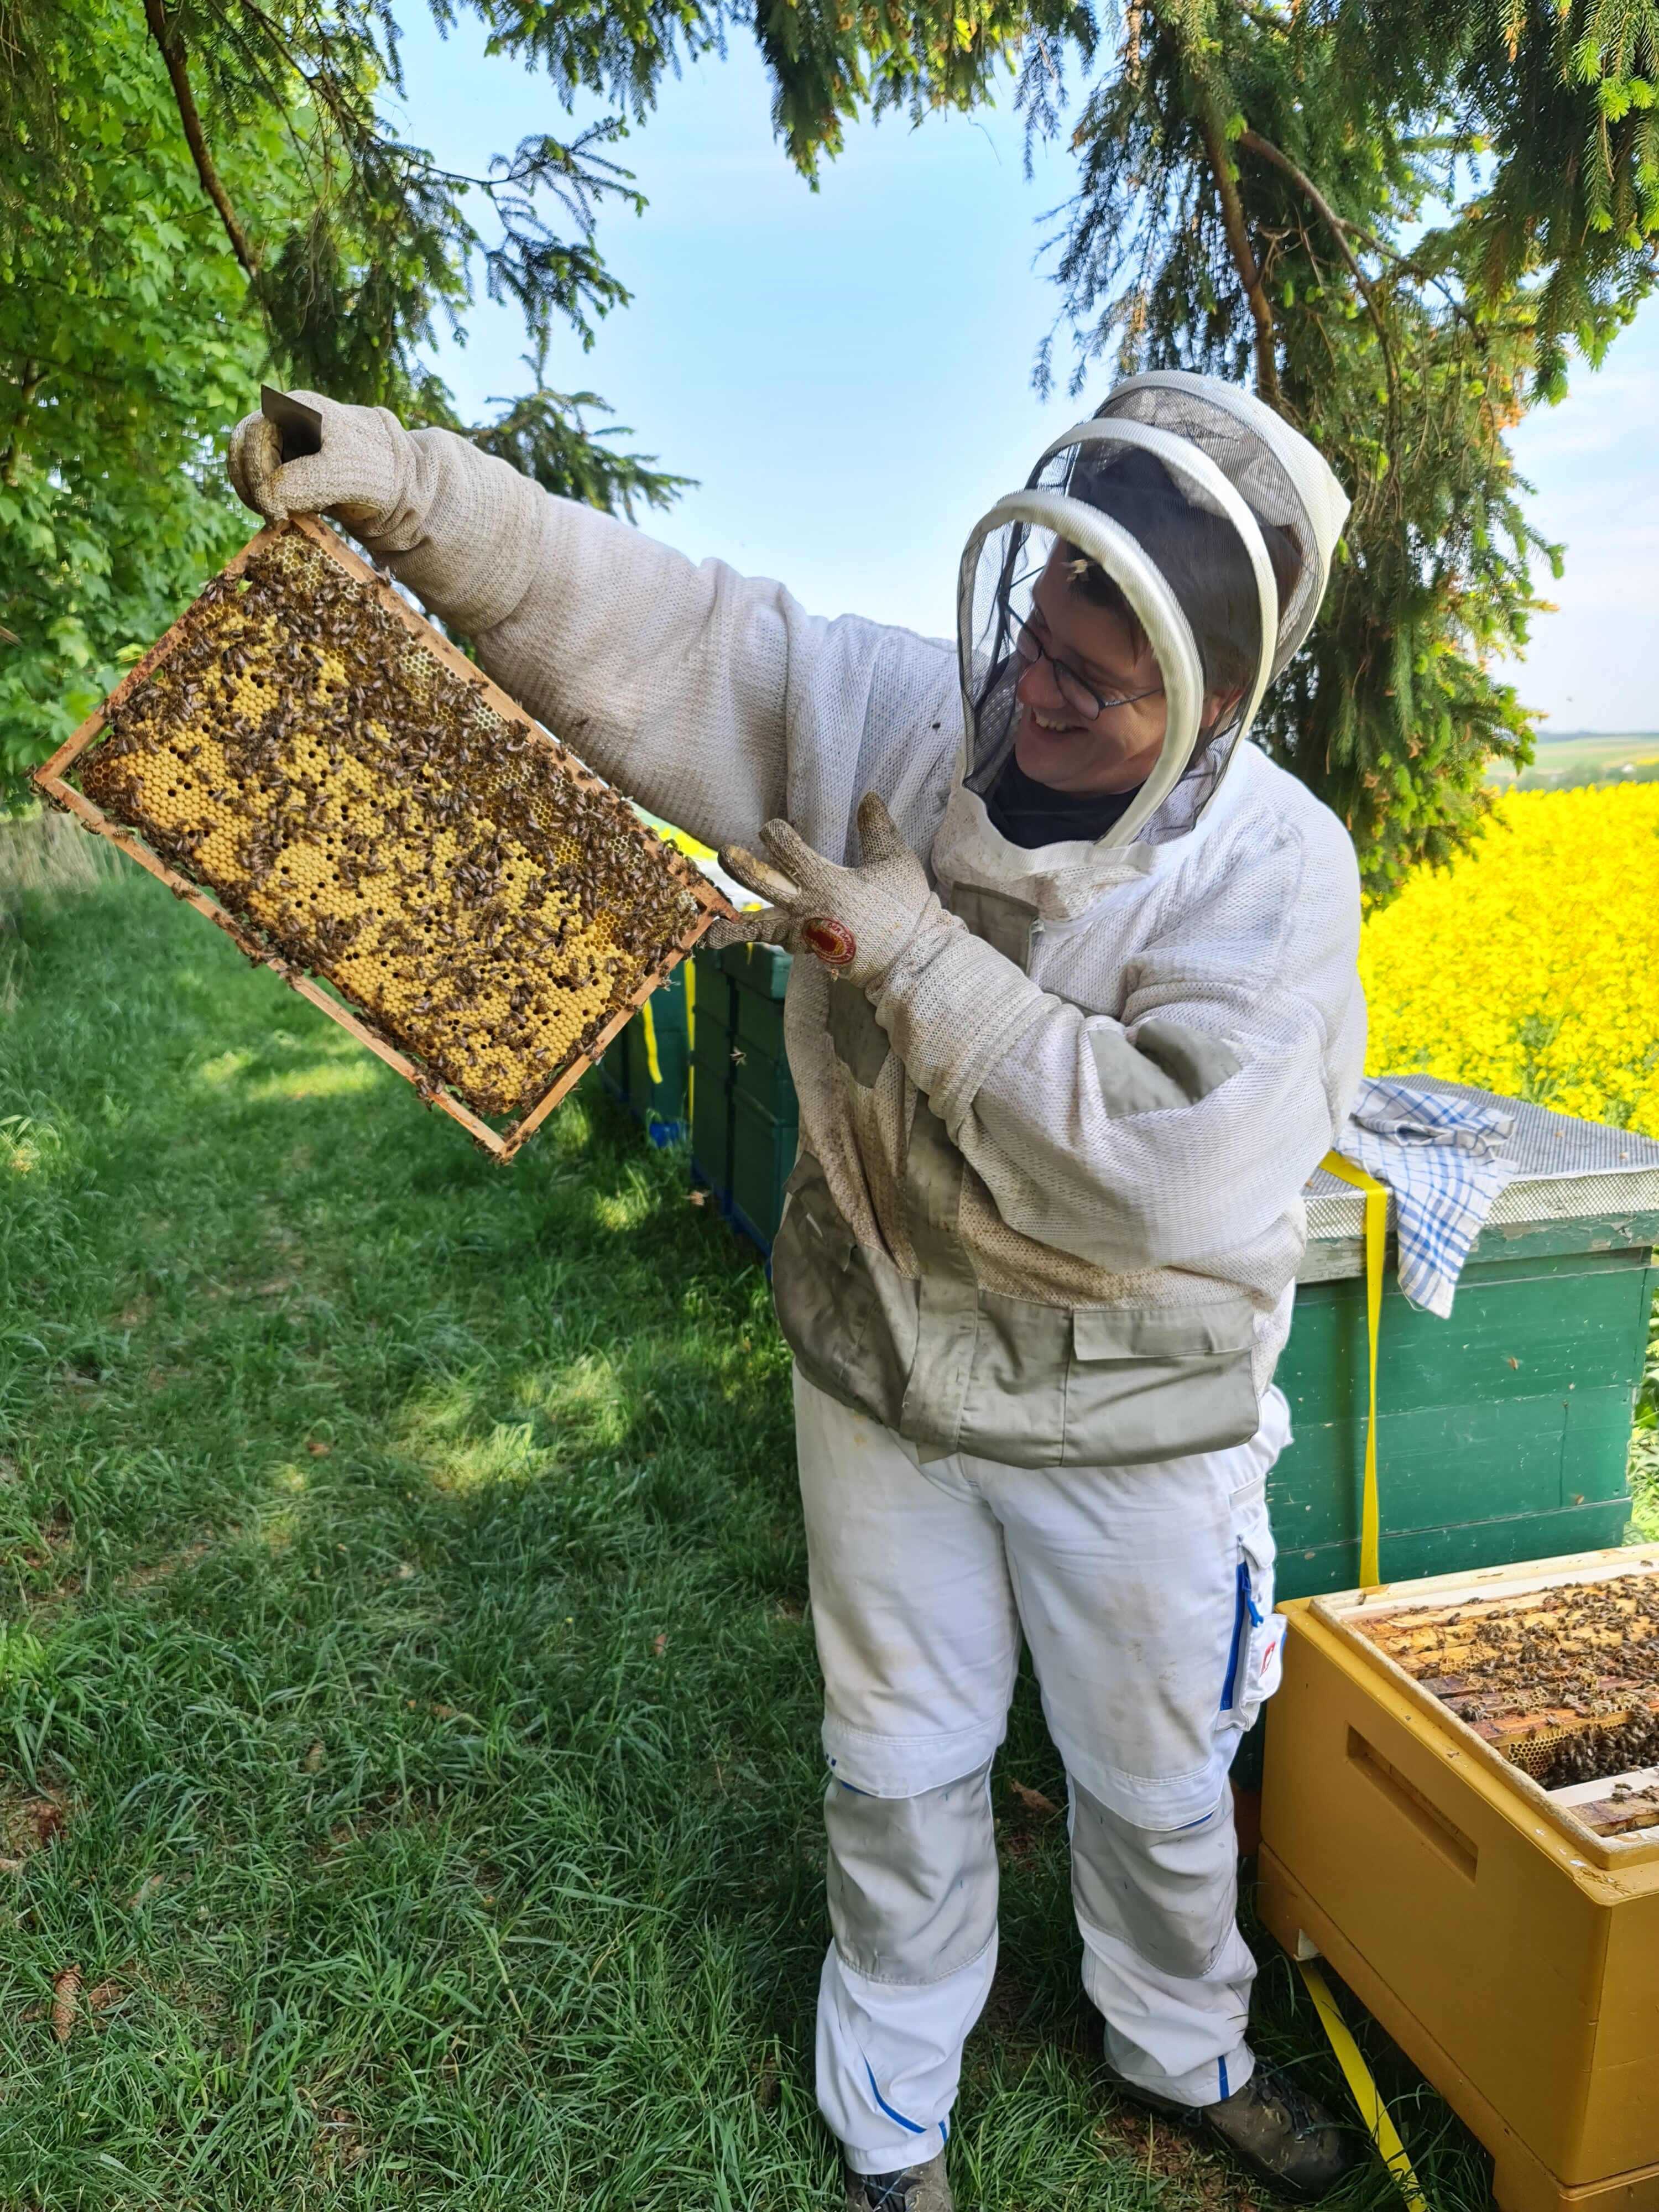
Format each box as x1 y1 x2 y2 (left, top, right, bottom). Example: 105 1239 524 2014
1487 731 1659 790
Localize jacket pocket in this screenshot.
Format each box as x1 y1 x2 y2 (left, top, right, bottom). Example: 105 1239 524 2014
771 1156 916 1432
1063 1298 1261 1467
1220 1530 1285 1720
827 982 890 1088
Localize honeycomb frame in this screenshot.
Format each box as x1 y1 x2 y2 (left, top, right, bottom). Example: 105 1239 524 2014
32 515 731 1160
1342 1555 1659 1797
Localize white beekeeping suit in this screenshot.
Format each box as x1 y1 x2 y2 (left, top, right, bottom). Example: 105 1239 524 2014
228 374 1363 2204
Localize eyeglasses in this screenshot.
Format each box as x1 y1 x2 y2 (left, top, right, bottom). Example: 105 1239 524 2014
1014 619 1164 722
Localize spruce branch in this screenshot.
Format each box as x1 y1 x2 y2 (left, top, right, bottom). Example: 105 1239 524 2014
1197 101 1282 406
1237 127 1400 442
140 0 260 276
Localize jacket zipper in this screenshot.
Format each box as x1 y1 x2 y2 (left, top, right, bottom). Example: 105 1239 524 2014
1220 1556 1263 1712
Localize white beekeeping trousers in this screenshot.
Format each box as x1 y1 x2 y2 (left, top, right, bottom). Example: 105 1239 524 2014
795 1369 1290 2175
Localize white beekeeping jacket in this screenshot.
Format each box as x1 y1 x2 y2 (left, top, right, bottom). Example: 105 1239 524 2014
345 371 1365 1469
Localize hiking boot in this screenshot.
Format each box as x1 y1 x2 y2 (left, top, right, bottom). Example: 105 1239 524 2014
843 2151 954 2211
1107 2060 1356 2201
1200 2064 1357 2198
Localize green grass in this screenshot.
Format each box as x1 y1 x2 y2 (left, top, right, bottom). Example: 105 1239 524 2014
0 825 1494 2211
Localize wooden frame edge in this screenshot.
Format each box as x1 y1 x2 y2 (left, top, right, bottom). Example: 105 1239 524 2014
34 532 271 791
38 781 510 1156
494 903 723 1160
30 515 734 1165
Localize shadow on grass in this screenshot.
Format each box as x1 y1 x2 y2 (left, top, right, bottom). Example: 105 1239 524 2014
0 851 1493 2211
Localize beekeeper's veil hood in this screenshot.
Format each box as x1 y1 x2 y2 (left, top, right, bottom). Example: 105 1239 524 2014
957 372 1351 846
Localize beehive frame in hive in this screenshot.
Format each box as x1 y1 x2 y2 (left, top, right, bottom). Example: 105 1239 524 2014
1347 1561 1659 1806
32 515 731 1160
1312 1546 1659 1855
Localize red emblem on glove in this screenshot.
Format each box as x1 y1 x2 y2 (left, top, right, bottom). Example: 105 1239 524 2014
801 915 857 968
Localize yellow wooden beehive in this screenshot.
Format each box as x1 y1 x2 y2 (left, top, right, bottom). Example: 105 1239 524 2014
1259 1544 1659 2212
33 517 727 1157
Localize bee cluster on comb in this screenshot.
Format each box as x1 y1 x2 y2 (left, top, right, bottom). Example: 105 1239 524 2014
36 518 725 1156
1358 1568 1659 1793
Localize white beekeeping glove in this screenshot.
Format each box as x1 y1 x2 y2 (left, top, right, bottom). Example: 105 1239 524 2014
226 390 408 534
714 793 961 992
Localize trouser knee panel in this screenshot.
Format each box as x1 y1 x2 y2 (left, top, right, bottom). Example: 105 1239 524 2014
1070 1779 1237 1980
825 1761 997 1985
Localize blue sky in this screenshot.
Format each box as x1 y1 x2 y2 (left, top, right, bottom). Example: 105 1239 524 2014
390 13 1656 733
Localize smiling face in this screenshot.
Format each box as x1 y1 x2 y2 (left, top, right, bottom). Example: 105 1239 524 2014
1011 552 1171 796
1011 547 1243 797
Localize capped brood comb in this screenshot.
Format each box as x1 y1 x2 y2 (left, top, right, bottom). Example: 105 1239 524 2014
1354 1568 1659 1796
32 516 730 1159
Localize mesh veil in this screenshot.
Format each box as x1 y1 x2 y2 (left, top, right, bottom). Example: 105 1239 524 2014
957 372 1350 847
957 484 1208 841
1092 375 1350 677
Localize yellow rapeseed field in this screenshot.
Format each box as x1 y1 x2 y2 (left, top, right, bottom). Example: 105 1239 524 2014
1361 784 1659 1136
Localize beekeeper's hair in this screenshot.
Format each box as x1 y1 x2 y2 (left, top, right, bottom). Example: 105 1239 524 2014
1060 448 1302 699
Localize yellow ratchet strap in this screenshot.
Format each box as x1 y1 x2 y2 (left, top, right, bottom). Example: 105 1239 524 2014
1318 1150 1387 1588
640 996 663 1088
684 956 695 1121
1299 1960 1431 2212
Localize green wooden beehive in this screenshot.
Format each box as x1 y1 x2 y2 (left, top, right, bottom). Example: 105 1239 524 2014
683 966 1656 1588
1275 1086 1659 1602
599 960 691 1144
690 941 797 1251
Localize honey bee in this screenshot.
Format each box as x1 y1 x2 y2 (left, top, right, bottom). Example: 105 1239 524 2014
1366 1570 1659 1791
74 525 703 1126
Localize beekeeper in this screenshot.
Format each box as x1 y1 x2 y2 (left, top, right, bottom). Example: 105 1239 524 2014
228 373 1364 2212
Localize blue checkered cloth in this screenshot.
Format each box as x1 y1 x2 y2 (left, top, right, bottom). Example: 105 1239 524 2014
1334 1078 1517 1318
